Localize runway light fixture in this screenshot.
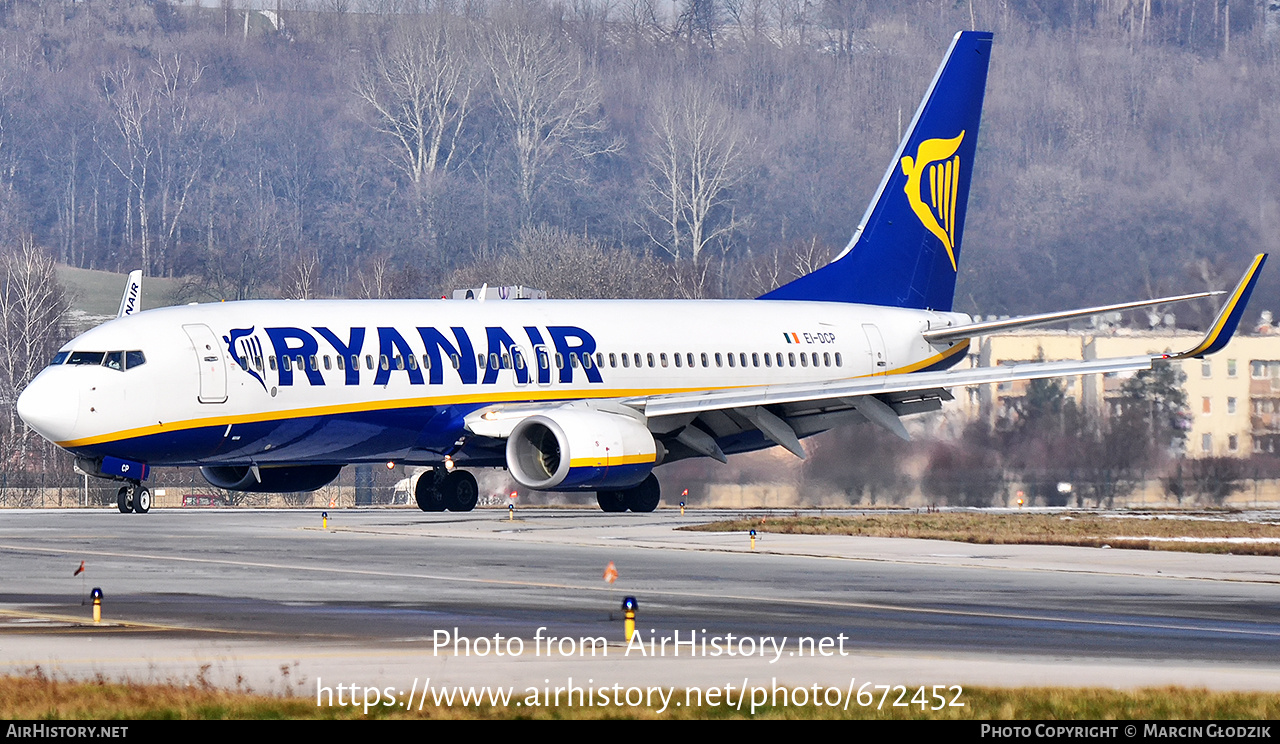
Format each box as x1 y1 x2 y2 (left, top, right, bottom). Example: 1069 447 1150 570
621 596 637 641
91 587 103 624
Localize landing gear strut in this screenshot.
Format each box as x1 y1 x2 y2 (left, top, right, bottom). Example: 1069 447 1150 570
597 474 660 513
415 468 479 512
116 483 150 514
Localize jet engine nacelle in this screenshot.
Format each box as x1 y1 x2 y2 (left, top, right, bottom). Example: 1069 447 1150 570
506 410 656 491
200 464 343 493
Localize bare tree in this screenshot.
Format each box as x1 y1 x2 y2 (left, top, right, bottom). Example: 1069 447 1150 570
482 11 620 226
0 236 69 439
100 54 216 277
355 16 477 186
449 225 670 300
641 79 750 288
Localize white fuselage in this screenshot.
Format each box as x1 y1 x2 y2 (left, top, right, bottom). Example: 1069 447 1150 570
18 298 970 467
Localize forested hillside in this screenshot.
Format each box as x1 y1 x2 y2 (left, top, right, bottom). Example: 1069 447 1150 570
0 0 1272 311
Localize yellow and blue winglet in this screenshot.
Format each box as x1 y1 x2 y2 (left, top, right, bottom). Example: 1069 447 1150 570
1169 253 1267 360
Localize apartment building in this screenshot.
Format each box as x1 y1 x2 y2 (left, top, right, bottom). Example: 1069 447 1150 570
957 327 1280 458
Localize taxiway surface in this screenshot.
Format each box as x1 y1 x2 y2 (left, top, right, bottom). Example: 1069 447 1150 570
1 507 1278 696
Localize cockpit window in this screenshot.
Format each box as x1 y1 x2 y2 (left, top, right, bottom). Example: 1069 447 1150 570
67 351 105 366
57 350 146 370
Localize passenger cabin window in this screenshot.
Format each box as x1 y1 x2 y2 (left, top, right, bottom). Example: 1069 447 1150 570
621 354 630 368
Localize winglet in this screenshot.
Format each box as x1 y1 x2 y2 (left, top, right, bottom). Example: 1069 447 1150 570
1168 254 1267 360
116 270 143 318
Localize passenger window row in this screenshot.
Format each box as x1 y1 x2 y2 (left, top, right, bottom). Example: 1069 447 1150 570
248 350 844 374
602 350 843 370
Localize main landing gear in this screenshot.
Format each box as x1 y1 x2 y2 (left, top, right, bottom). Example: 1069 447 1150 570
116 483 151 514
415 468 479 512
597 473 661 513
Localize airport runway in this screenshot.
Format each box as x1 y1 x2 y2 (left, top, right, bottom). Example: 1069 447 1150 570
1 507 1278 704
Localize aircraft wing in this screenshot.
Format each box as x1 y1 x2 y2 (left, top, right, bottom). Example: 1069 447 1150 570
626 354 1155 420
467 254 1265 461
634 253 1267 421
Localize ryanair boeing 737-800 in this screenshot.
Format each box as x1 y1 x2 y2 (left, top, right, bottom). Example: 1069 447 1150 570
15 32 1266 514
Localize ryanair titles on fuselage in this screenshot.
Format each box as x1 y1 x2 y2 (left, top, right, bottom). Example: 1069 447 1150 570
224 325 602 389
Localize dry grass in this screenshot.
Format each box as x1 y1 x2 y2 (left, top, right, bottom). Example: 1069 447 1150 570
682 512 1280 556
3 675 1279 719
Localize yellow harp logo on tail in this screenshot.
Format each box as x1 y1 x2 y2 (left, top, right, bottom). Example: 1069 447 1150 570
900 131 965 271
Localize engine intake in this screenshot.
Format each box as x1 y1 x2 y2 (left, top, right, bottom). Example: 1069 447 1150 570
506 410 656 491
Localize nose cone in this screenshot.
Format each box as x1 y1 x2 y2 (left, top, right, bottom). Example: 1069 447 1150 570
17 373 79 443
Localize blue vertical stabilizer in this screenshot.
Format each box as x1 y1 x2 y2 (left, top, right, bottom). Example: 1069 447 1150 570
761 31 993 311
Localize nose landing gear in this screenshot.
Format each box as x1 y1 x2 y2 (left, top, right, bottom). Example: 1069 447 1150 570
116 483 151 514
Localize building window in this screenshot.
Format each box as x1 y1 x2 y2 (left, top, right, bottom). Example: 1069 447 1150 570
1201 359 1212 378
1227 397 1237 415
1228 434 1239 452
1202 397 1212 414
1227 359 1238 378
1202 433 1213 453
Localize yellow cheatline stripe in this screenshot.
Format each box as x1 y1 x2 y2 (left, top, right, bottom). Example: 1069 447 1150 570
880 338 970 376
568 453 656 468
57 341 971 449
1174 254 1264 359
